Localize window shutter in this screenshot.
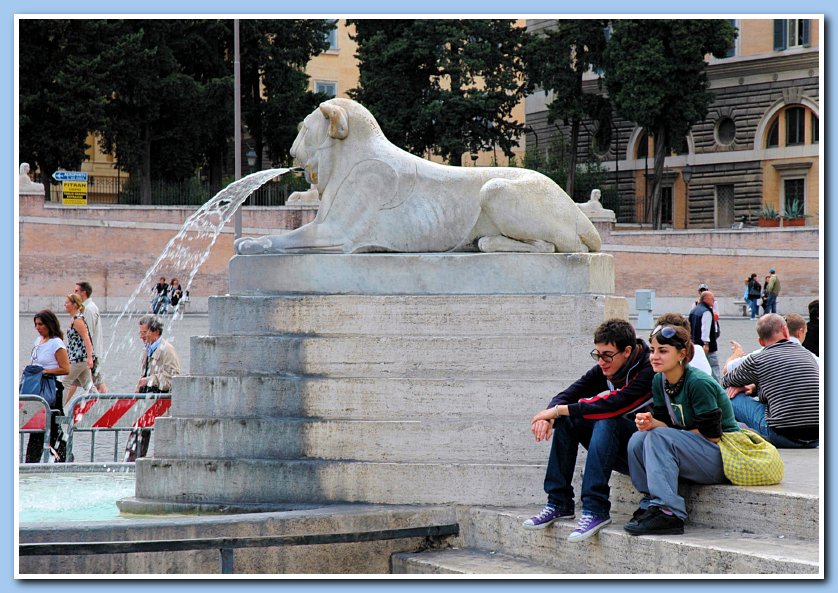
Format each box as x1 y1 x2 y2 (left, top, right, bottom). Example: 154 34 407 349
773 19 787 51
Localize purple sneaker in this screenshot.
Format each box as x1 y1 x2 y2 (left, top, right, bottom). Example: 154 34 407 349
522 505 575 530
567 512 612 542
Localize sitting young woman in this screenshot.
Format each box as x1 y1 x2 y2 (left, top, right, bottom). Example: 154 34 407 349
624 324 740 536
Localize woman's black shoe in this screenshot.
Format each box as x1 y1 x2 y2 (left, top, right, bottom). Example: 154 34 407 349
623 507 684 535
625 506 652 529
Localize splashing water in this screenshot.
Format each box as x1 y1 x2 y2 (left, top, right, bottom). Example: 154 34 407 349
99 168 295 391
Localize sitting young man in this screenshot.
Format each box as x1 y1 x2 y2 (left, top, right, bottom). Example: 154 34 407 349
524 318 654 542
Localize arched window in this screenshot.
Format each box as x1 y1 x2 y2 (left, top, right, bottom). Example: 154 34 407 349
812 112 819 143
764 104 818 148
634 131 689 158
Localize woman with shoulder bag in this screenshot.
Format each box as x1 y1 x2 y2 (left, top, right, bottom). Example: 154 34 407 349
63 293 95 402
24 310 70 462
623 324 741 536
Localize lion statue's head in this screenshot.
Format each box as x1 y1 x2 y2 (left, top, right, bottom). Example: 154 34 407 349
290 99 388 190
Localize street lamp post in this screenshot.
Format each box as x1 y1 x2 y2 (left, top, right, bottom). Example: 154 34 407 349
523 125 539 151
246 148 257 173
682 164 693 229
233 19 243 241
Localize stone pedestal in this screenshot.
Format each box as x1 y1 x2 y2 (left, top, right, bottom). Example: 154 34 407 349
123 253 626 512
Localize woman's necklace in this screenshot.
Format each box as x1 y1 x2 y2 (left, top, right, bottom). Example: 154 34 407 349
664 373 686 397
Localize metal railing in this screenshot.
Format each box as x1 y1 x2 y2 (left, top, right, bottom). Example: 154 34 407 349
63 392 172 462
19 524 460 574
46 176 304 207
18 395 52 463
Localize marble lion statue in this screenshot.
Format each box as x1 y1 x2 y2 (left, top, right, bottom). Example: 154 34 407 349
234 98 601 255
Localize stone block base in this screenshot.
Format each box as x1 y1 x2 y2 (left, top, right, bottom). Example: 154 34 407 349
137 253 625 508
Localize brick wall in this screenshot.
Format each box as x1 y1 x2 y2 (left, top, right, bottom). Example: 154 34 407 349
597 222 819 315
18 195 819 315
17 194 317 313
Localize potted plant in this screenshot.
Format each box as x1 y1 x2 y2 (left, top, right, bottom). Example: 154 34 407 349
781 199 809 227
755 203 780 227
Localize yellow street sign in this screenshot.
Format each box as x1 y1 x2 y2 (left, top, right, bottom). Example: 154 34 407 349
62 180 88 206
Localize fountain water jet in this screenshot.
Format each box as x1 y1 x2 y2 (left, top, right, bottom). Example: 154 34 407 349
63 169 297 455
98 169 295 391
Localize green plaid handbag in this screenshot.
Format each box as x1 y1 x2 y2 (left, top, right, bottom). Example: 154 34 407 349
719 429 785 486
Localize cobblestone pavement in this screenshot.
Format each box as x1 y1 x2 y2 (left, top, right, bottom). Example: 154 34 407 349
18 312 765 463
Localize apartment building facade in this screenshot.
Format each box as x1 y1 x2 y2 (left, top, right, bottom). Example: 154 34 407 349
525 18 821 228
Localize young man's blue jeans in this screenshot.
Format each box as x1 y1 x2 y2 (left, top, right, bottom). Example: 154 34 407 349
544 415 636 518
730 394 818 448
152 295 170 314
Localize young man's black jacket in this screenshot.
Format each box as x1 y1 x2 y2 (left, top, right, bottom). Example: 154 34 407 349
547 339 654 420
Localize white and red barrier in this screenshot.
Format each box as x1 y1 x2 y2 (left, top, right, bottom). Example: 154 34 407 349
63 393 172 462
18 396 52 463
69 394 171 430
19 398 48 431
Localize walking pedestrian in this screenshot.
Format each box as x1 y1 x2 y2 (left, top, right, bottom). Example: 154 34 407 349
74 281 107 393
126 314 181 461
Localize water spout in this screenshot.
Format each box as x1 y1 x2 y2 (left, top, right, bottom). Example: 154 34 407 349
100 168 295 389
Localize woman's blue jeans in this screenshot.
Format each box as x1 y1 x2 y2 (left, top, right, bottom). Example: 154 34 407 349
544 415 636 518
628 428 725 521
748 298 760 319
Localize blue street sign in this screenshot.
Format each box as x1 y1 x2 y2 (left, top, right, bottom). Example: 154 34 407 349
52 171 88 182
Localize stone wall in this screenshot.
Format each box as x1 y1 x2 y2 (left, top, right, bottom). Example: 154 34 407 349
17 194 819 316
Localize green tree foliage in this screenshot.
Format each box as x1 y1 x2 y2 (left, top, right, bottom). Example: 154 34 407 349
349 19 528 166
19 20 108 200
604 19 737 228
524 20 610 197
96 20 234 204
19 18 329 204
172 20 234 191
240 19 332 171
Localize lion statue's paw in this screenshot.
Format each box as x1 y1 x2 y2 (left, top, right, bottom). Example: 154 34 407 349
234 236 273 255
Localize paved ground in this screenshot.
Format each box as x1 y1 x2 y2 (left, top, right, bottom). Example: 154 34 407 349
18 312 764 463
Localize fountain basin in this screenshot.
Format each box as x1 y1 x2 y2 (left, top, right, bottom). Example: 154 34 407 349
19 463 136 523
19 502 459 574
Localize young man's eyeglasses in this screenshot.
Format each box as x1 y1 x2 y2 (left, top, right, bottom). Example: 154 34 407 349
590 349 620 362
650 325 686 347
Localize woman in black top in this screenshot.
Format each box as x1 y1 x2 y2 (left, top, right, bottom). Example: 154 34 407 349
746 273 761 320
